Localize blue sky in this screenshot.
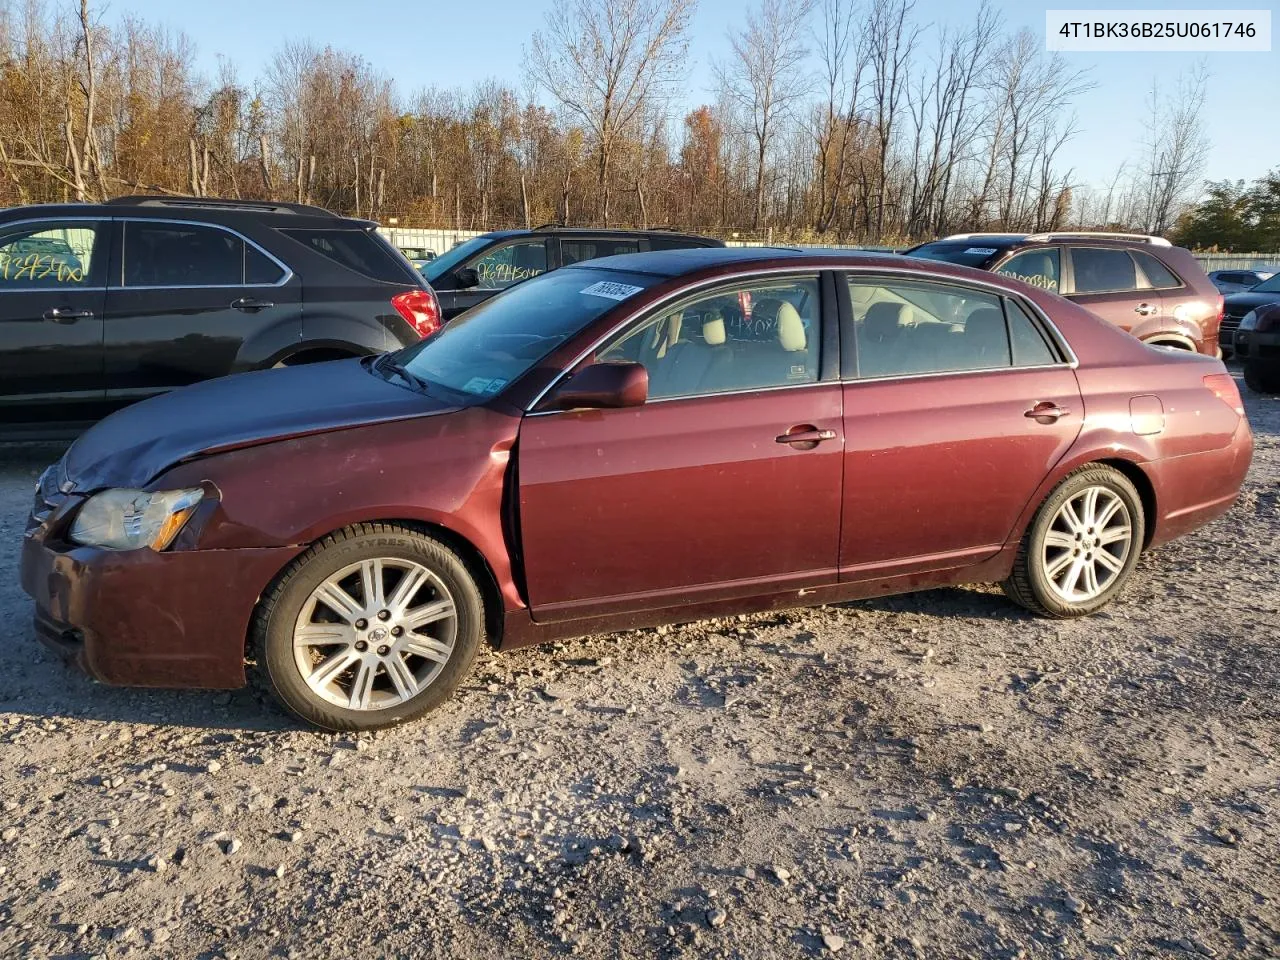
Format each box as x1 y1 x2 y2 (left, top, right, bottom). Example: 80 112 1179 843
117 0 1278 191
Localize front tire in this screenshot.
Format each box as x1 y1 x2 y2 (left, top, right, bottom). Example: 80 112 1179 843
1002 466 1145 618
251 523 484 731
1243 359 1280 395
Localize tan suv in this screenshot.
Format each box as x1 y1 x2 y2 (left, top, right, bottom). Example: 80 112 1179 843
905 232 1224 357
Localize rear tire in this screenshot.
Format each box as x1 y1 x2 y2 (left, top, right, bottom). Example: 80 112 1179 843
1002 465 1145 618
1243 359 1280 395
250 523 483 731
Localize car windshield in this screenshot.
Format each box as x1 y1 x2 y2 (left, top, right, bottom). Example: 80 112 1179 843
1249 273 1280 292
905 242 1007 268
422 236 493 283
391 267 658 400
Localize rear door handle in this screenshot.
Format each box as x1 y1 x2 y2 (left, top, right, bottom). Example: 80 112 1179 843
42 308 93 323
776 426 838 446
231 298 274 312
1025 402 1070 422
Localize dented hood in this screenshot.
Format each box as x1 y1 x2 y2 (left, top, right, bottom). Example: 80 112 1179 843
64 358 458 490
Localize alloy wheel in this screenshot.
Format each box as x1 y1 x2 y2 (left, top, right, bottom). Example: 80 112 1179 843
1041 485 1134 604
292 558 457 710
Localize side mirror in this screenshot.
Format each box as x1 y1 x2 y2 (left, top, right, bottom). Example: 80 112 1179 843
548 362 648 411
455 267 479 290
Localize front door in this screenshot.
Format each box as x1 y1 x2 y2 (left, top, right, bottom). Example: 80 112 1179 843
840 273 1082 578
0 218 110 425
517 273 843 621
437 237 550 320
103 219 301 407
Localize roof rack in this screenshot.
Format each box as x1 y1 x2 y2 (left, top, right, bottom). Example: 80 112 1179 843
1023 231 1172 247
531 221 565 231
941 232 1025 240
104 195 339 217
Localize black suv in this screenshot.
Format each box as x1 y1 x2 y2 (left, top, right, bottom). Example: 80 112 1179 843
0 196 440 435
422 225 724 320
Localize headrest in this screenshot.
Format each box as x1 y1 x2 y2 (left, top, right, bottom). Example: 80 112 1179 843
703 314 726 346
864 302 906 340
777 302 806 352
965 307 1005 341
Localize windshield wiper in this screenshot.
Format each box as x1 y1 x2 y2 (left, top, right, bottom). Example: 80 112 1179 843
373 353 432 394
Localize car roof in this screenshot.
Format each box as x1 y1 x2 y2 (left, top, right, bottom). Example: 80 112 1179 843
479 227 721 243
1 198 373 230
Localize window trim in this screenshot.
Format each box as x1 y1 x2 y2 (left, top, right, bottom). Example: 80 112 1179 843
837 270 1076 383
0 216 110 292
118 217 293 290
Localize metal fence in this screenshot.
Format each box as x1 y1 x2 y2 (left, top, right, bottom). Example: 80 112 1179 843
375 227 1280 274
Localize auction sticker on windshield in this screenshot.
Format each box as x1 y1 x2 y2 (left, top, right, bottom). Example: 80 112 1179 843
965 247 999 255
580 281 645 301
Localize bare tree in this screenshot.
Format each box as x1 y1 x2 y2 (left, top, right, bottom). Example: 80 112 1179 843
1139 64 1210 234
718 0 814 229
526 0 695 225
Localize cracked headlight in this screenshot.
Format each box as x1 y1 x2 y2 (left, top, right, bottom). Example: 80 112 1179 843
69 488 204 551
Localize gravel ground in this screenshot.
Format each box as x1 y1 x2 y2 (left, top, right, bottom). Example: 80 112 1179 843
0 375 1277 960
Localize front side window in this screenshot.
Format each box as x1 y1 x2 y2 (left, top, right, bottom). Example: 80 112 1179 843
850 278 1013 377
0 222 101 287
597 276 821 400
995 248 1061 293
1069 247 1138 294
468 240 548 289
124 222 244 287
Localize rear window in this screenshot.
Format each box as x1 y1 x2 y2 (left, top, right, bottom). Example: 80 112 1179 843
283 229 417 284
905 242 1006 268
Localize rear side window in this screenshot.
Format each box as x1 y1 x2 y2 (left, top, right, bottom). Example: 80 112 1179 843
1005 299 1059 367
561 238 640 265
1069 248 1137 294
646 236 711 252
124 222 252 287
1132 250 1181 289
246 245 286 284
283 229 416 284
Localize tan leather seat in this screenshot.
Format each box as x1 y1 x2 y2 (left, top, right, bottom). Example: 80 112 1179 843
777 302 806 352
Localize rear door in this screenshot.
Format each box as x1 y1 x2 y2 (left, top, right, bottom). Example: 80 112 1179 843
0 218 110 425
839 272 1082 579
1061 245 1157 332
103 220 300 406
516 271 843 621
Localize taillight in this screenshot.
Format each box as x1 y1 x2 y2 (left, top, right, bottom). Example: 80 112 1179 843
392 289 442 338
1203 373 1245 417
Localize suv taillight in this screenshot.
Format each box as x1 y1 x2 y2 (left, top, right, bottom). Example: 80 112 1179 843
1203 373 1244 417
392 289 442 338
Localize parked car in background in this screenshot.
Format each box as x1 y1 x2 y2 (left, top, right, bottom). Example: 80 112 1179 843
1233 301 1280 394
421 225 725 321
22 247 1251 730
1209 269 1275 295
904 232 1223 357
1220 272 1280 357
0 196 441 436
398 246 437 270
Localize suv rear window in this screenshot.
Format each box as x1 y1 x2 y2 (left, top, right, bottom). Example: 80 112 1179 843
283 229 417 284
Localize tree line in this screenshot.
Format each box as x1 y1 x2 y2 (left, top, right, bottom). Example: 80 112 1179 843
0 0 1219 244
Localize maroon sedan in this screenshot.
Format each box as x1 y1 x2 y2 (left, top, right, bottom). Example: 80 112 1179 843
21 249 1253 730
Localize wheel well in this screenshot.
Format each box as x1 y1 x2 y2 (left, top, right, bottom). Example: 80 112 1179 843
277 346 367 366
246 520 506 664
1144 335 1196 352
1098 458 1157 547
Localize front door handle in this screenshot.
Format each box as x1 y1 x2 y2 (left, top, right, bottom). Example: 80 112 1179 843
43 307 94 323
776 426 838 448
1134 302 1158 316
1025 402 1070 422
231 298 274 312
